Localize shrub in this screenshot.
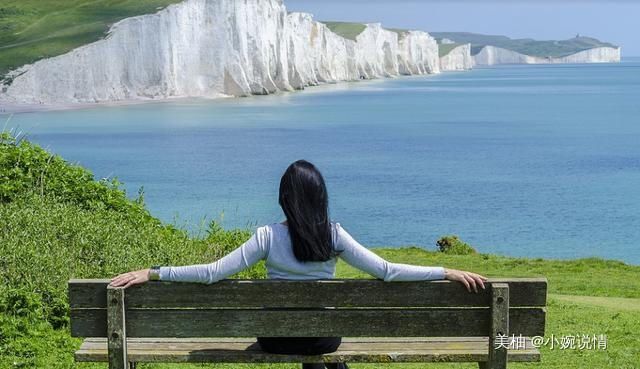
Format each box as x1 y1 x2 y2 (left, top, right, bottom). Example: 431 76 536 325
0 133 265 366
436 235 477 255
0 132 148 218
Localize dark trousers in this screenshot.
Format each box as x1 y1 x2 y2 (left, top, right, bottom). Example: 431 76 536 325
257 337 349 369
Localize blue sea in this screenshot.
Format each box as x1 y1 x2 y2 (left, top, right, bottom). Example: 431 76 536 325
4 59 640 264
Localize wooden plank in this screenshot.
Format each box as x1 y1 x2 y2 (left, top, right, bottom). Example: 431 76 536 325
75 337 540 363
71 307 545 338
87 337 491 343
77 349 541 363
484 283 509 369
82 337 497 344
107 287 127 369
69 278 547 309
80 340 538 351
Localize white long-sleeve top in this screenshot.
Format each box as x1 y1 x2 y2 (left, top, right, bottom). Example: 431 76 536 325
159 222 445 283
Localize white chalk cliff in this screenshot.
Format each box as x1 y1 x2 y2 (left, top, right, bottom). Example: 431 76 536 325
474 45 621 66
0 0 440 105
439 44 474 71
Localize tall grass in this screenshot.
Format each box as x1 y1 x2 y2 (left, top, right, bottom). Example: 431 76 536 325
0 131 263 367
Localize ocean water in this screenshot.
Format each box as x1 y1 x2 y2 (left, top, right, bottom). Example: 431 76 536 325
4 59 640 264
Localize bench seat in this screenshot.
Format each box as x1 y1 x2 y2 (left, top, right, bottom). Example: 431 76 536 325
75 337 541 363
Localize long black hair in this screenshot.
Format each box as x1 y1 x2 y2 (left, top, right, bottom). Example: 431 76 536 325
279 160 334 262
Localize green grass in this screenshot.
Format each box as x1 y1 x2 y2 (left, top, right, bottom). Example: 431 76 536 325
0 0 185 77
431 32 617 58
1 132 639 368
549 294 640 312
438 43 463 57
322 21 367 41
387 28 409 37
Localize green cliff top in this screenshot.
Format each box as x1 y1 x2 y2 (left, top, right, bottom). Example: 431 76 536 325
0 0 184 77
322 21 367 41
438 42 464 57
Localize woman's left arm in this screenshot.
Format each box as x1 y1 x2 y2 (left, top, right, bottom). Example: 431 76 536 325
109 229 269 288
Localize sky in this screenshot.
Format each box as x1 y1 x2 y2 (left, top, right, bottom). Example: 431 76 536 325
286 0 640 56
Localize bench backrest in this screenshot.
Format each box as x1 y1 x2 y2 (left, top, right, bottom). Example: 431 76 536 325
69 278 546 338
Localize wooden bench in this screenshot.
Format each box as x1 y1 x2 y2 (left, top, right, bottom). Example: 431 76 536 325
69 278 547 369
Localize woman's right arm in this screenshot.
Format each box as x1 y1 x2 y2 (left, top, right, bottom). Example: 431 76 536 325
335 223 487 292
110 227 269 287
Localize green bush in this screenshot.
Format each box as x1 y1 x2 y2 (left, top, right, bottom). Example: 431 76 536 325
0 132 148 216
436 235 477 255
0 133 265 366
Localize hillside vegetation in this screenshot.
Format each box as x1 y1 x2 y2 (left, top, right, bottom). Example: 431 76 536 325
438 42 463 57
322 21 366 41
1 132 639 368
0 0 184 76
431 32 617 58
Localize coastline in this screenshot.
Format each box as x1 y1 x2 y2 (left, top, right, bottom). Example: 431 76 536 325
4 55 634 115
0 73 422 115
2 56 629 115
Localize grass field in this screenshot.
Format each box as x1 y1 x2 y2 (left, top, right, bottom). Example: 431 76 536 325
1 132 639 368
387 28 409 37
549 294 640 312
322 21 367 41
0 0 184 76
438 43 463 57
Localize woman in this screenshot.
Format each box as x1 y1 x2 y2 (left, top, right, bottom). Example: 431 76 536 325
110 160 487 369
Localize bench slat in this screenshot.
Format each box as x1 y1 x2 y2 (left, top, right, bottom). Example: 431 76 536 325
71 307 545 338
79 337 502 343
69 278 547 309
80 337 527 347
75 337 541 363
78 340 538 351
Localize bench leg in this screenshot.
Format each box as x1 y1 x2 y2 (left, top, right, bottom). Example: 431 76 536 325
484 283 509 369
478 363 488 369
128 363 137 369
107 287 128 369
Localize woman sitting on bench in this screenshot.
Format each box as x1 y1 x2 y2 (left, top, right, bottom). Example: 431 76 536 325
110 160 487 369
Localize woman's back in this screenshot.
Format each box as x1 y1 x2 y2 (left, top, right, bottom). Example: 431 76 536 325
263 222 339 280
158 222 445 283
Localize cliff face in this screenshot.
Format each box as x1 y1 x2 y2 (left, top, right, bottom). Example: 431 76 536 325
0 0 439 105
550 47 621 64
473 46 536 65
397 31 441 75
474 45 621 66
439 43 474 71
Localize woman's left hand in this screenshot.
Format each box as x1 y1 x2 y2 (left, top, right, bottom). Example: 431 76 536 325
109 269 150 288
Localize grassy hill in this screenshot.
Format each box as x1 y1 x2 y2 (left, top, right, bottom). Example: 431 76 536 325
387 28 409 37
431 32 617 58
438 42 464 57
1 130 639 367
322 21 367 41
0 0 184 77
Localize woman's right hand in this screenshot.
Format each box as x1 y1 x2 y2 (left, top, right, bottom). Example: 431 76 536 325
444 268 487 293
